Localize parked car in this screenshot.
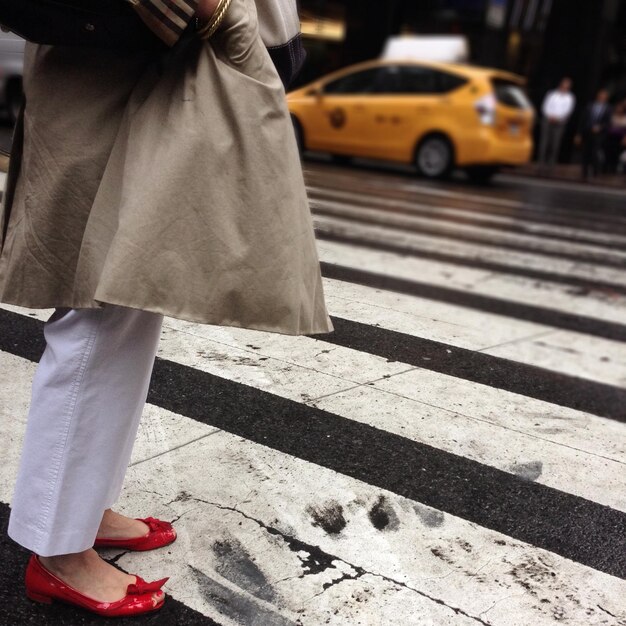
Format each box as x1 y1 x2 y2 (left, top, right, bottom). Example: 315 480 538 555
287 59 534 183
0 30 25 123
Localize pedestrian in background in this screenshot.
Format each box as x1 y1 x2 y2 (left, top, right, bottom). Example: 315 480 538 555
606 99 626 173
0 0 332 618
538 77 576 173
576 88 613 180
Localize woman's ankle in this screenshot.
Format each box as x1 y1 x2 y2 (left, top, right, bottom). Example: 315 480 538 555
39 548 95 576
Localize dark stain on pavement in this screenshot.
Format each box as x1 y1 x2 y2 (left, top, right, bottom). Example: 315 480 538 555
508 555 556 598
413 503 445 527
368 495 400 531
306 501 346 535
189 565 296 626
212 536 275 602
510 461 543 482
430 547 455 565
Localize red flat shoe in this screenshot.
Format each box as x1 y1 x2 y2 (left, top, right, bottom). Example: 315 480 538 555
25 554 168 617
94 517 177 551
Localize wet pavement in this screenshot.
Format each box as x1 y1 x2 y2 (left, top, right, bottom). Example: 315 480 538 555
1 158 625 625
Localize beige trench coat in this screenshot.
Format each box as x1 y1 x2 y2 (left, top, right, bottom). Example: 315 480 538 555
0 0 333 336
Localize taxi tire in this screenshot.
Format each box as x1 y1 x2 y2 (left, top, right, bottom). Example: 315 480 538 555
415 134 454 180
291 115 304 155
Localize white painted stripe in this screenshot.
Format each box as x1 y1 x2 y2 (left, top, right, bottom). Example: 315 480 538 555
326 279 626 388
313 214 626 287
481 330 626 388
316 238 626 325
310 198 626 260
307 184 626 247
119 431 626 624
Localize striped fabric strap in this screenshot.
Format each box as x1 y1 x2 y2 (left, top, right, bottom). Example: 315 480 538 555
128 0 199 46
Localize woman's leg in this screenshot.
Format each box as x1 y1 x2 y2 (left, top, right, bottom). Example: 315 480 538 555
8 304 163 557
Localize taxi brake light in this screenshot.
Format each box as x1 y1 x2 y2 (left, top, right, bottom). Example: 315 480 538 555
475 93 497 126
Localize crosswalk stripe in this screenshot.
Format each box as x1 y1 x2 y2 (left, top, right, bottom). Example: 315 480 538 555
2 310 624 579
321 316 626 421
312 210 626 287
320 263 626 342
307 185 626 248
314 224 626 294
316 240 626 324
304 165 626 223
311 200 626 268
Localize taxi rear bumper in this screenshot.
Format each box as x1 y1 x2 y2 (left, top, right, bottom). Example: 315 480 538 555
456 128 533 166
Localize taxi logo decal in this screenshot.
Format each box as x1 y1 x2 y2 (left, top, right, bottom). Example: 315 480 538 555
328 107 347 129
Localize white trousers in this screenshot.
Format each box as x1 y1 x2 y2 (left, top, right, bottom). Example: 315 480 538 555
8 305 163 556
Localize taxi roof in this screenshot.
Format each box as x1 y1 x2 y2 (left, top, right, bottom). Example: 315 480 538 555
307 58 526 87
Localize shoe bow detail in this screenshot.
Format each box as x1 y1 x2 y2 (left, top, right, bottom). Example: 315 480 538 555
143 517 173 533
127 576 169 595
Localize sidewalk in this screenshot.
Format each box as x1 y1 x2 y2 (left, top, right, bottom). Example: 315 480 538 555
510 163 626 188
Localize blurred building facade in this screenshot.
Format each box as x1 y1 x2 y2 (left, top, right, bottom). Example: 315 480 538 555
297 0 626 159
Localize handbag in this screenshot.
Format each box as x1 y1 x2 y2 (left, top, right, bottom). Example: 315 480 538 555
0 0 165 51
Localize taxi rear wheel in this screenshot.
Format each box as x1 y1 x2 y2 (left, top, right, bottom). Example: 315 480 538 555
415 135 454 180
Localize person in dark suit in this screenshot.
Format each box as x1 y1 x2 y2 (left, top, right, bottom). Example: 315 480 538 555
576 89 613 180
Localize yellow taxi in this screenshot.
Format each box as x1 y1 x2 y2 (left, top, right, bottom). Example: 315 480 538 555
287 59 534 182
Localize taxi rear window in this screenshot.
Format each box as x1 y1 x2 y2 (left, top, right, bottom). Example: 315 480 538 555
491 78 532 109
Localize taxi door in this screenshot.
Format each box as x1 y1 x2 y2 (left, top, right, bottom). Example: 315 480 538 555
356 65 463 162
302 67 390 156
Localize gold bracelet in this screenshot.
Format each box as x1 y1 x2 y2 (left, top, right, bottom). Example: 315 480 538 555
197 0 233 39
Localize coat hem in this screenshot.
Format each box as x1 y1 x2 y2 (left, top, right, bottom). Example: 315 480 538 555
0 295 334 337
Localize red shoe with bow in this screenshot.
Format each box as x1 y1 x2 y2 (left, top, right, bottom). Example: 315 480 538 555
94 517 177 551
25 554 168 617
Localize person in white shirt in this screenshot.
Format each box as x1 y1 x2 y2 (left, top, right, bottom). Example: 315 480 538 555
538 77 576 171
